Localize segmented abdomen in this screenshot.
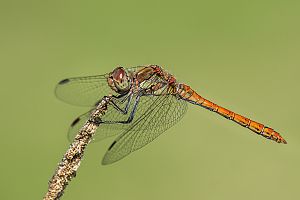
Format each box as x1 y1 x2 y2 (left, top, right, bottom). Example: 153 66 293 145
176 83 287 144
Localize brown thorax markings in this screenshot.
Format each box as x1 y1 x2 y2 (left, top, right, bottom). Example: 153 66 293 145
136 66 176 96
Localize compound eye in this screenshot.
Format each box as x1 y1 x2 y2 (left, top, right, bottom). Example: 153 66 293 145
112 67 126 82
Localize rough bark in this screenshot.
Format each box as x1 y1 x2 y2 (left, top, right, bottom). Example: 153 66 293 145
44 96 111 200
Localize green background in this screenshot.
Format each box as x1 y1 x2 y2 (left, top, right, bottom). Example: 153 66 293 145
1 0 299 199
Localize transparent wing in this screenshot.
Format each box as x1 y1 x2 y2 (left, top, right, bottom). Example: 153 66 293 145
55 74 117 107
101 94 188 165
55 66 145 107
54 66 159 107
67 92 174 142
67 110 125 142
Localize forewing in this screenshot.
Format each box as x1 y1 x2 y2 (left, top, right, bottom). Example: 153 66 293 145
67 109 135 143
67 110 125 142
67 93 169 142
55 74 116 106
102 94 188 165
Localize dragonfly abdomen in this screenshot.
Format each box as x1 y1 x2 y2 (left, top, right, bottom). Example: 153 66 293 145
176 83 287 144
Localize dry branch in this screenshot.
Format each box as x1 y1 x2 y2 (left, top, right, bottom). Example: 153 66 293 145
43 96 112 200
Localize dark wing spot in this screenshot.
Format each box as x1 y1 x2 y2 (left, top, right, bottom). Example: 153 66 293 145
108 141 117 151
71 117 80 127
58 78 70 85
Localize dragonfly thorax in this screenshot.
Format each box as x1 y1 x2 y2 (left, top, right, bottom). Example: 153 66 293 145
107 67 131 94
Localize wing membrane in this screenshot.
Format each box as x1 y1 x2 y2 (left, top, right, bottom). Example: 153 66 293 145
67 110 124 142
67 92 168 142
55 74 117 106
102 94 188 165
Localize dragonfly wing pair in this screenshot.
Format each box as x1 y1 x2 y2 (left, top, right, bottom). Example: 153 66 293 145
55 74 188 164
102 93 187 164
55 74 115 106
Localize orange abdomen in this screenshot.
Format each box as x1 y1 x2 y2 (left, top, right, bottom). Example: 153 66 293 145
176 83 287 144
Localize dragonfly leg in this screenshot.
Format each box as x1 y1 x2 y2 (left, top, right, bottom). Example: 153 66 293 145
109 93 133 115
93 92 130 108
121 94 141 123
110 92 131 103
101 94 141 124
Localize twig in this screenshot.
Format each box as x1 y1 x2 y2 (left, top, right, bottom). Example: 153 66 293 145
43 96 112 200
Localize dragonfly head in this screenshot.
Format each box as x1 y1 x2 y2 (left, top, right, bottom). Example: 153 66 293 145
107 67 131 94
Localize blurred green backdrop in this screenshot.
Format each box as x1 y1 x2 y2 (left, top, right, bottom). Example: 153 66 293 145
0 0 299 199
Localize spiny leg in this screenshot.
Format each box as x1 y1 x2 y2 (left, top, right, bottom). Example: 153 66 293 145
109 93 133 114
95 94 141 125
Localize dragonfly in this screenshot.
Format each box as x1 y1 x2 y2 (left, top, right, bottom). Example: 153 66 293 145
55 65 287 165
